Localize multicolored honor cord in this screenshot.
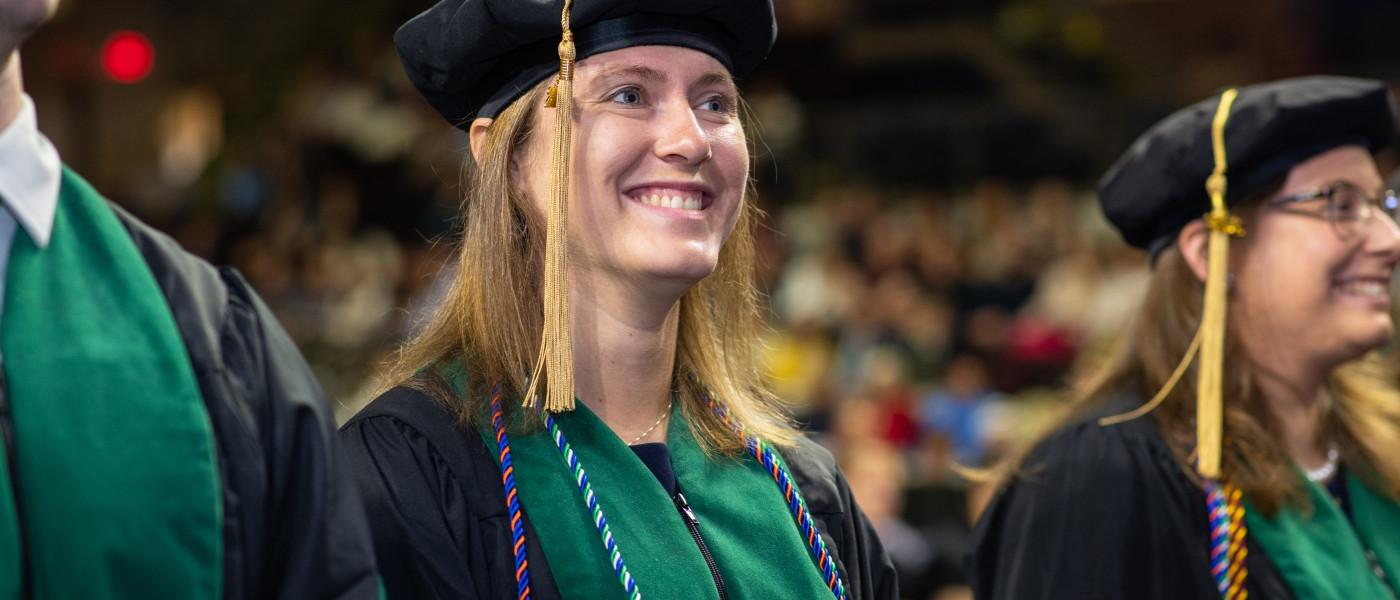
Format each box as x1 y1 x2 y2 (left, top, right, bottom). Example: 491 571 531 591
702 392 849 600
1205 478 1249 599
488 386 850 600
491 386 641 600
542 409 643 599
490 386 534 600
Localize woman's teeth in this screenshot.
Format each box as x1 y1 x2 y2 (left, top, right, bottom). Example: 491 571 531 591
1337 280 1390 297
638 193 702 211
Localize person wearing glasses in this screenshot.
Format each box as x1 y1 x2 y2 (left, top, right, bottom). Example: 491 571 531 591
970 76 1400 599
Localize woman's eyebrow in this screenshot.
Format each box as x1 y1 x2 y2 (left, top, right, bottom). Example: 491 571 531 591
589 64 668 87
692 71 736 93
586 66 736 94
1325 178 1385 196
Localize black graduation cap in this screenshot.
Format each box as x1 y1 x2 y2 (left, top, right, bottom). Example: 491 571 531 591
1095 77 1398 480
395 0 778 127
1099 76 1398 257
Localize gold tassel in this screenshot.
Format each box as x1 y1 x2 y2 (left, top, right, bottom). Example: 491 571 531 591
1098 327 1204 427
1097 89 1243 481
524 0 577 413
1197 87 1241 479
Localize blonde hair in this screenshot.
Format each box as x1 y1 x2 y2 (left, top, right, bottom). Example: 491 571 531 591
989 196 1400 516
383 80 798 452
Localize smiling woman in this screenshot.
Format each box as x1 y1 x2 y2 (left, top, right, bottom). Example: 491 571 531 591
336 2 897 600
970 77 1400 600
503 46 749 293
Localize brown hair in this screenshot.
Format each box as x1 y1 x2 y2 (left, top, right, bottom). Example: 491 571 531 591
382 80 798 452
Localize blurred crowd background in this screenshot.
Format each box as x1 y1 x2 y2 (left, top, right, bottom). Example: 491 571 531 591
23 1 1400 598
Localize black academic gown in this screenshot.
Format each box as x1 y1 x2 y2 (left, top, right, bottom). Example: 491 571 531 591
968 391 1293 600
339 385 900 600
110 206 380 599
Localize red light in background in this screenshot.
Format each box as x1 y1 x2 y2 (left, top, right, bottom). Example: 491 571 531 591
101 31 154 84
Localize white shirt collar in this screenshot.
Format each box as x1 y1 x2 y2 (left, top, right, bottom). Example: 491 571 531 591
0 94 61 248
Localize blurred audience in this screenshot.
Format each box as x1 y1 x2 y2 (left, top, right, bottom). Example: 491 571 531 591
762 177 1143 598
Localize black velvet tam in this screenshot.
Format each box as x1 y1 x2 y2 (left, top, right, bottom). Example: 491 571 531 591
1099 76 1397 255
395 0 777 127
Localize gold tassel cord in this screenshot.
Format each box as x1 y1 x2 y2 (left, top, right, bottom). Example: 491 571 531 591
1197 87 1241 479
524 0 577 413
1098 89 1244 482
1098 326 1204 427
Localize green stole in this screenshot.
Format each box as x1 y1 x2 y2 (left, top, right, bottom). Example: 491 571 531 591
479 397 833 599
1245 473 1400 599
0 168 222 599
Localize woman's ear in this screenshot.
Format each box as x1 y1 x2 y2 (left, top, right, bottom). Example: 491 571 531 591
1177 219 1211 284
468 117 494 168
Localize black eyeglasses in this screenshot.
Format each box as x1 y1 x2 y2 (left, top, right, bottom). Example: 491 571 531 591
1269 181 1400 238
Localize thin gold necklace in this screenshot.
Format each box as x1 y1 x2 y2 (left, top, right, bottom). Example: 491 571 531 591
626 396 674 445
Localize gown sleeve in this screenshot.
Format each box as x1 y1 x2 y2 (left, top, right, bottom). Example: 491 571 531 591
968 414 1222 600
337 387 562 600
338 412 481 599
219 271 383 600
834 466 901 600
784 437 900 600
